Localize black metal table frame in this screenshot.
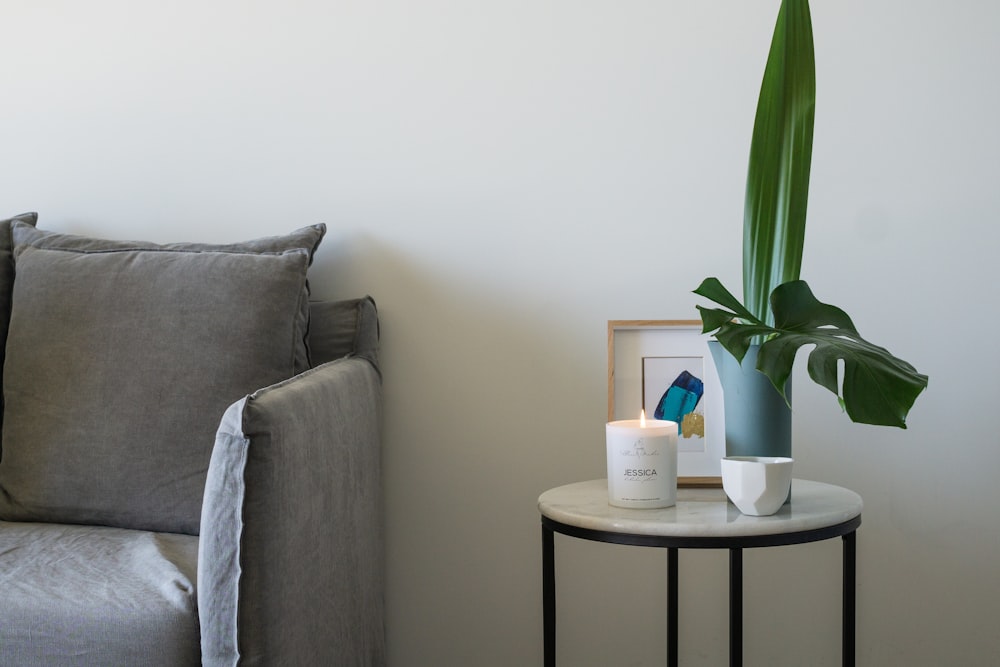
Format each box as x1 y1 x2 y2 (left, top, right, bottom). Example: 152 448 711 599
542 514 861 667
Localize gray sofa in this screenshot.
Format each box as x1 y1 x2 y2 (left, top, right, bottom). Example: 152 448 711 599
0 214 385 666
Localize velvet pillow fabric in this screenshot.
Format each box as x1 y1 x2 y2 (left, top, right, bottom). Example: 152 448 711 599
0 223 325 535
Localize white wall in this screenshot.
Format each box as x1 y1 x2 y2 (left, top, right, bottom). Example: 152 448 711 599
4 1 999 664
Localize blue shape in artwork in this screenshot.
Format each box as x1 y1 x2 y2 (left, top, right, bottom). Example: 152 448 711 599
654 370 704 433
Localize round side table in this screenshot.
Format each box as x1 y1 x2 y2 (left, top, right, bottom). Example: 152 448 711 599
538 479 862 667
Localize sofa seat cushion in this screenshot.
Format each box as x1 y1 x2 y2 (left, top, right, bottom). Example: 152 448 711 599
0 223 326 535
0 521 199 666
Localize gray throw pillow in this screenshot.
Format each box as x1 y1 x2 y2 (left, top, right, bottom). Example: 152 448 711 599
0 223 325 535
0 213 38 441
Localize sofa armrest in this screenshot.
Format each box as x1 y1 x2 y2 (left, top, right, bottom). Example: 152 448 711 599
308 295 380 371
198 355 384 666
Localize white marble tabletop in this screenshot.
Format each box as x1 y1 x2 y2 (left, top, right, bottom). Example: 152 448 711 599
538 479 862 539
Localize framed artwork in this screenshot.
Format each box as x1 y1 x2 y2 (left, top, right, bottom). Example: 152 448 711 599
608 320 723 487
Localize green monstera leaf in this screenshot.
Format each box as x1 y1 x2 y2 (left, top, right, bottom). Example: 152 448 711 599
695 277 929 428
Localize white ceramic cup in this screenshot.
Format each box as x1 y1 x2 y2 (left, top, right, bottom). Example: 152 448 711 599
720 456 794 516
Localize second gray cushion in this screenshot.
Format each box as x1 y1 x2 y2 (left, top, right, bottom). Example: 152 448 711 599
0 223 325 535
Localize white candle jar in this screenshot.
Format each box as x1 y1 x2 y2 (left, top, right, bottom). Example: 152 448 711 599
606 419 678 508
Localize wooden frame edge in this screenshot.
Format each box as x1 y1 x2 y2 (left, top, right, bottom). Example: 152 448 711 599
608 319 722 489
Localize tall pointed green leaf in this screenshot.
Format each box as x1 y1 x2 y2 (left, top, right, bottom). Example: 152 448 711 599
743 0 815 324
694 0 929 429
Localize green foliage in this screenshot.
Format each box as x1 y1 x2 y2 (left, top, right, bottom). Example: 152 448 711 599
695 0 928 428
743 0 815 324
695 278 929 428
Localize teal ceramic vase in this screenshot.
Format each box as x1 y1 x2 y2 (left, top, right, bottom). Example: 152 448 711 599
708 341 791 458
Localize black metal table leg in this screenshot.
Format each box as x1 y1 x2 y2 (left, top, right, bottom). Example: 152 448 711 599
843 531 856 667
730 548 743 667
668 547 678 667
540 483 861 666
543 524 555 667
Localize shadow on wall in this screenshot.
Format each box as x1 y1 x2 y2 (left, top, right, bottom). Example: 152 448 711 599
315 233 611 664
323 232 601 473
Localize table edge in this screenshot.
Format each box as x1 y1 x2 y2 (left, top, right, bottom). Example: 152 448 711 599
542 513 861 549
538 478 863 542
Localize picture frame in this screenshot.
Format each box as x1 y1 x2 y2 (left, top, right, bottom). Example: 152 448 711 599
608 320 723 487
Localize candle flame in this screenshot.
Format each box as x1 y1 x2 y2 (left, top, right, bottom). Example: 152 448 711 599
640 409 646 427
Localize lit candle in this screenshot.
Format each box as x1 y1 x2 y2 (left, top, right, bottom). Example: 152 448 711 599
606 410 678 508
